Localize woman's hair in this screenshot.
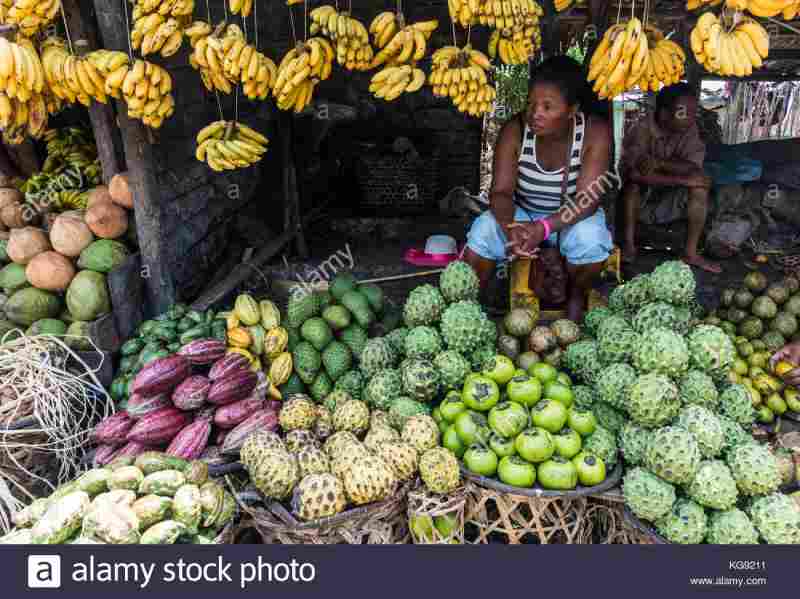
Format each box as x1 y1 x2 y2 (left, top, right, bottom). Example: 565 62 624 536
656 82 695 116
528 55 590 108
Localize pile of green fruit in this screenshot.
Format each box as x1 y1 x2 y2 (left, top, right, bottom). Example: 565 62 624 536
498 310 584 370
435 354 612 491
576 260 800 544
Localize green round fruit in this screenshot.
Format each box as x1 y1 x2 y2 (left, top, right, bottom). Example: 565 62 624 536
463 445 499 477
553 427 583 459
531 399 568 433
514 427 555 463
573 452 607 486
537 456 578 490
506 374 542 408
432 407 443 424
544 382 574 409
489 433 517 458
529 362 558 384
481 355 516 386
556 372 572 387
443 425 467 458
785 388 800 412
454 411 490 446
756 405 775 424
488 401 530 439
497 456 537 487
766 393 787 415
462 375 501 412
439 391 467 423
438 420 449 435
567 410 597 437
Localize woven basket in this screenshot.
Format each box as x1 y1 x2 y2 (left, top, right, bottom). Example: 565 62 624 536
407 483 467 544
581 489 660 544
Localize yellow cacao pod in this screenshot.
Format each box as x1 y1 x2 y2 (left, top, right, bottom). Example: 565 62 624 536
227 347 255 365
227 327 252 349
259 300 281 329
235 293 261 326
226 312 240 331
247 325 266 356
264 326 289 358
269 352 293 386
267 377 283 400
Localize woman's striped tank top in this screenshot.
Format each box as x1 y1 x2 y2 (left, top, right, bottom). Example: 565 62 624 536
514 111 586 215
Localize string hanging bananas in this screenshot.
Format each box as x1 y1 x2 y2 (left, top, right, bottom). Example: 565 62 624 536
130 0 195 58
1 0 60 37
310 5 374 71
228 0 253 18
428 45 496 117
369 14 438 68
195 120 268 172
477 0 544 29
273 38 335 113
690 12 768 77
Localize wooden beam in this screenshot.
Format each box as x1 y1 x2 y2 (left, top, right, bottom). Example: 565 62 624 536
92 0 176 315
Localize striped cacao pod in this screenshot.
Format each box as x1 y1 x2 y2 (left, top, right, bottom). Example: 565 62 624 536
227 327 252 349
234 293 260 326
269 352 293 386
259 300 281 329
264 326 288 358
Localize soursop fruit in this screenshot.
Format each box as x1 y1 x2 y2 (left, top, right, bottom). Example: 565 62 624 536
364 369 403 411
321 341 352 381
563 339 602 385
401 415 441 453
360 337 396 378
572 385 596 411
374 442 419 482
686 460 739 511
675 406 724 458
401 359 441 402
434 350 471 391
647 260 695 305
323 390 353 414
293 341 322 384
322 305 352 331
632 328 689 378
719 384 755 426
403 284 446 327
583 425 618 470
404 326 443 360
598 328 638 365
619 422 649 466
440 301 490 355
295 446 331 478
644 426 701 485
627 373 681 428
246 448 299 501
749 493 800 544
301 317 334 351
342 454 397 505
330 272 358 301
593 401 627 435
678 370 719 410
363 424 401 453
686 325 736 379
727 443 782 497
655 498 707 544
479 316 497 347
706 509 759 545
323 431 360 458
388 397 430 431
286 290 320 329
279 395 317 431
334 371 364 401
595 362 636 411
386 327 409 357
632 301 678 333
341 290 375 329
359 284 384 313
284 429 319 453
584 306 612 337
332 399 370 435
439 260 480 303
309 371 333 402
623 467 676 522
339 324 370 360
291 473 347 521
419 447 461 494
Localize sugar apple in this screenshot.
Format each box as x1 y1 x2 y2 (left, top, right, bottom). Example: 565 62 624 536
632 328 689 378
291 473 347 521
551 319 582 347
370 410 392 430
647 260 695 305
401 359 441 402
718 415 755 456
678 370 719 410
364 369 403 411
623 467 676 522
363 423 400 453
419 447 461 494
404 326 443 360
279 395 317 431
719 384 755 426
727 443 782 496
295 446 331 478
323 390 353 413
563 339 602 384
598 328 638 365
323 431 360 458
595 362 636 411
439 260 480 303
309 371 333 402
332 399 370 435
374 441 419 482
584 306 612 337
440 301 490 355
597 314 633 341
322 305 352 331
359 337 396 378
644 426 701 485
321 341 352 381
470 346 498 372
386 327 409 358
330 443 371 479
284 429 319 454
286 289 321 329
247 448 299 500
401 414 441 453
404 284 446 327
673 305 694 336
621 273 651 312
655 498 707 544
313 405 334 440
333 371 365 401
240 430 286 466
632 301 678 333
706 509 759 545
572 385 596 411
583 425 618 470
686 460 739 510
388 397 430 431
592 402 627 435
686 325 736 378
607 284 629 315
619 422 649 466
749 493 800 544
339 324 370 360
342 454 397 505
300 317 333 351
434 350 471 391
675 406 724 459
293 341 322 384
627 373 681 428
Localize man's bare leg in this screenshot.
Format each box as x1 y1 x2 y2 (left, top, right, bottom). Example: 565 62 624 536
463 247 496 288
683 186 721 274
622 183 641 263
566 262 605 323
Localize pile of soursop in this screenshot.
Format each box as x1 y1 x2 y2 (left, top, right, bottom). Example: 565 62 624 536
572 260 800 545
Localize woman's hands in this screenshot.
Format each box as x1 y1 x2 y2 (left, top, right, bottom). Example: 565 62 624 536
505 221 546 259
770 342 800 387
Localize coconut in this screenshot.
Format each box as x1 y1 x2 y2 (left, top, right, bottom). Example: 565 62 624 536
720 288 736 307
503 308 535 337
108 172 133 208
86 186 113 209
85 201 128 239
743 271 768 293
26 252 76 292
1 202 35 229
497 335 521 361
7 227 51 265
49 213 94 257
517 351 541 371
529 326 557 354
767 284 790 305
733 289 754 309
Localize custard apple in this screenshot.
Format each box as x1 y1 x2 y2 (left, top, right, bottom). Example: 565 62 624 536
342 454 397 505
619 422 649 466
719 384 755 426
330 443 371 479
323 431 360 458
572 385 596 411
598 328 638 365
439 260 480 303
675 406 724 458
401 414 441 453
607 284 629 315
595 362 636 411
388 397 430 431
279 395 317 431
727 443 782 497
386 327 409 357
370 410 392 430
678 370 719 410
293 341 322 384
329 272 358 301
563 339 602 384
597 314 633 342
239 430 286 466
284 429 319 454
434 350 471 391
295 446 331 478
363 423 401 453
623 467 676 522
332 399 370 435
313 405 334 440
655 498 707 544
583 425 618 469
584 306 612 337
706 509 759 544
401 359 441 402
686 460 739 511
339 324 369 360
632 301 678 333
686 325 736 378
404 284 446 327
673 305 694 336
647 260 695 305
291 473 347 521
404 326 443 360
440 301 490 355
419 447 461 494
247 448 299 500
749 493 800 544
621 273 651 312
593 401 627 435
719 415 755 455
374 441 419 482
644 426 701 485
632 328 689 378
627 373 681 428
364 369 403 411
323 390 353 413
359 337 396 378
762 331 786 353
333 371 364 401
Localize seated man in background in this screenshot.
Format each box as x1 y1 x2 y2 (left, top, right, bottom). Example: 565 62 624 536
620 83 721 274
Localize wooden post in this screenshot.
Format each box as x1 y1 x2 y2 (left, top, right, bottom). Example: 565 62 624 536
91 0 176 315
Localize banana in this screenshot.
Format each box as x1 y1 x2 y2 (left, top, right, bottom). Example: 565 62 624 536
738 19 769 59
734 29 763 69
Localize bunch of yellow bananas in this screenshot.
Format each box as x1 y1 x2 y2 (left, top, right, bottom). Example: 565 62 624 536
686 0 723 8
0 92 49 144
228 0 253 17
725 0 798 17
1 0 60 37
477 0 544 29
195 120 268 172
0 36 45 102
429 45 496 117
488 26 541 64
41 38 111 106
369 15 438 68
82 49 131 102
448 0 479 27
273 38 334 113
105 59 175 128
555 0 574 11
369 65 426 101
310 5 374 70
690 12 768 77
130 0 194 58
53 189 90 210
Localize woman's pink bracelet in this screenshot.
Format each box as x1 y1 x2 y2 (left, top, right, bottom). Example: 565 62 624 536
537 218 551 240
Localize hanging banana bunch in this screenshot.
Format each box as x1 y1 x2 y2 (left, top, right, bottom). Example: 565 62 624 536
310 5 374 71
686 0 724 8
102 58 175 128
724 0 797 17
428 45 496 117
229 0 253 18
41 38 111 106
195 120 268 172
368 65 426 101
477 0 544 28
0 35 45 102
369 14 438 68
447 0 479 27
690 11 768 77
2 0 60 37
488 25 541 64
130 0 194 58
273 37 334 113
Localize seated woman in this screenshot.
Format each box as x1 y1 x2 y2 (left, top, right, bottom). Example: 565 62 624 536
463 55 614 322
